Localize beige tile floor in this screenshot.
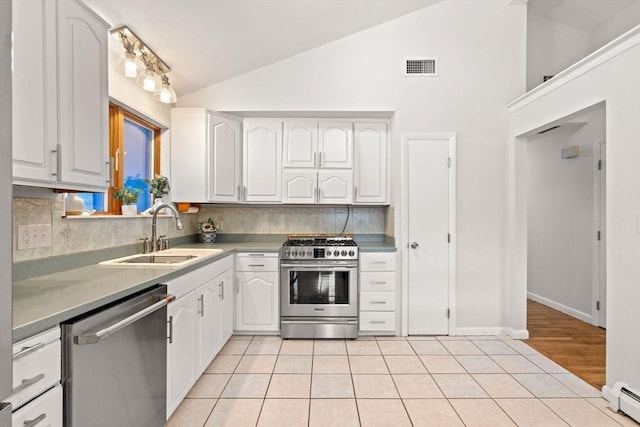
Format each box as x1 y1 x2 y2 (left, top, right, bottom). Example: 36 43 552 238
165 335 638 427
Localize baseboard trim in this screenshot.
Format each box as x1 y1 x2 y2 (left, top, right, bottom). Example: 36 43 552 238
454 327 511 336
527 292 593 323
507 328 530 340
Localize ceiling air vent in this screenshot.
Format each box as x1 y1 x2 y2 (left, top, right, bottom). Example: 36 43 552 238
404 58 438 77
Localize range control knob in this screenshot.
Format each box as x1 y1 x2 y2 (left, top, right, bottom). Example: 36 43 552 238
307 251 312 257
334 250 340 256
341 250 347 256
284 250 290 257
292 250 298 257
348 250 355 257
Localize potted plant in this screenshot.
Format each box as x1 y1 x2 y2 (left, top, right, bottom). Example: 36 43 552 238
148 174 170 202
199 217 218 243
114 187 141 216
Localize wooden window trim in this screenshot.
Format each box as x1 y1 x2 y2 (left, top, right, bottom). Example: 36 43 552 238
108 103 161 214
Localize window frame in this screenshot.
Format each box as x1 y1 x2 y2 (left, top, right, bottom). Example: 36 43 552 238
108 104 161 214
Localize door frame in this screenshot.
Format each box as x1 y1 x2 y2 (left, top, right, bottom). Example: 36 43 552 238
400 133 457 336
592 139 606 327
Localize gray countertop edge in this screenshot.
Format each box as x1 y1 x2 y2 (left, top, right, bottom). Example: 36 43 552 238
13 239 395 342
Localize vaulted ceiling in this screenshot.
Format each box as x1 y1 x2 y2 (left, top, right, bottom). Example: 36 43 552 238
83 0 636 97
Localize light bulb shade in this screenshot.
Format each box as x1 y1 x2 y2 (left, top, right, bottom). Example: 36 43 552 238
159 84 177 104
115 51 142 78
136 69 159 92
154 76 177 104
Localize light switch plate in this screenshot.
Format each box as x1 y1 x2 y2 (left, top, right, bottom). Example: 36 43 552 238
18 224 52 250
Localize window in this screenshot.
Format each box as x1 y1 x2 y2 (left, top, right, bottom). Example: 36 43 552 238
77 104 161 214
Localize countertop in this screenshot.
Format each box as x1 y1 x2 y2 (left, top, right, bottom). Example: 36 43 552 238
13 239 396 342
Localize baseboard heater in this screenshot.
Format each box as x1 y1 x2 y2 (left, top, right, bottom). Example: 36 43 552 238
603 382 640 422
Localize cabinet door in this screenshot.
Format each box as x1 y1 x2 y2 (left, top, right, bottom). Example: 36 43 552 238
283 121 317 168
318 170 353 204
171 108 208 202
210 115 241 202
196 280 220 375
282 170 317 204
56 0 109 190
12 0 56 185
219 269 234 347
243 120 282 202
318 122 352 169
354 122 387 204
235 272 279 332
167 291 198 416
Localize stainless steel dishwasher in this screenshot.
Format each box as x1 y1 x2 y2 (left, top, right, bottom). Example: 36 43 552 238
62 285 173 427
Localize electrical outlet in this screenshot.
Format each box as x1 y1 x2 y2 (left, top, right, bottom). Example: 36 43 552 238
216 221 224 231
18 224 52 250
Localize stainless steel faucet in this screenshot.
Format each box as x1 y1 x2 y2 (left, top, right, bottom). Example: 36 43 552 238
150 203 184 252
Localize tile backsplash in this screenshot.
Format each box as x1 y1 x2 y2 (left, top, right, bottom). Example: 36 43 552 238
199 205 391 236
13 197 199 262
12 198 392 262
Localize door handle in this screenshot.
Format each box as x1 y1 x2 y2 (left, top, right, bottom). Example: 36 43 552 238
76 295 175 345
411 242 419 249
12 373 45 395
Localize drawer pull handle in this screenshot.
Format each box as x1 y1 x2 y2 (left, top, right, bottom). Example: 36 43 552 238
370 320 387 324
248 264 265 267
371 261 387 264
22 414 47 427
370 301 387 304
370 281 387 285
23 413 46 427
12 342 45 360
246 253 265 257
12 373 45 395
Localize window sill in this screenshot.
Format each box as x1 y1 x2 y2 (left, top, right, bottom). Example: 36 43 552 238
63 213 177 219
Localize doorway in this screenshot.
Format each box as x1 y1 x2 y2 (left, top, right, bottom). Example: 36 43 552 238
401 133 456 335
526 106 606 329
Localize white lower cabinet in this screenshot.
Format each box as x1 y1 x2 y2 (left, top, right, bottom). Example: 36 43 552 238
167 290 198 416
235 252 280 333
359 252 397 335
12 384 62 427
166 254 234 418
10 327 62 426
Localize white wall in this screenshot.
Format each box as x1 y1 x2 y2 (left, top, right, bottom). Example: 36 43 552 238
590 1 640 53
526 13 589 91
526 109 604 321
508 28 640 389
180 0 527 333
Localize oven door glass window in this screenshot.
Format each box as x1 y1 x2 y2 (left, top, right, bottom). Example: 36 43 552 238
289 271 349 305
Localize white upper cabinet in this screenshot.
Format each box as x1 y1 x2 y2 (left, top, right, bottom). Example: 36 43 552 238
12 0 109 191
354 122 388 204
283 121 317 168
171 109 241 203
318 122 353 169
243 120 282 202
318 170 353 204
282 170 317 203
210 115 241 202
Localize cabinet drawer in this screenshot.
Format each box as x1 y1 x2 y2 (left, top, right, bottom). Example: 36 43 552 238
360 292 395 311
360 252 396 271
11 328 61 410
12 384 62 427
359 311 396 332
236 254 279 272
360 272 396 291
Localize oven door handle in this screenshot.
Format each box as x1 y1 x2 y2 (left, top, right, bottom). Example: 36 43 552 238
280 264 357 269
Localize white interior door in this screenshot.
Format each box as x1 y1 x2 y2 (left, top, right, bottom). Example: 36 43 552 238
404 134 454 335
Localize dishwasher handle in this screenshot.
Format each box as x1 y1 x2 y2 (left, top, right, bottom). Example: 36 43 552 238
75 294 175 345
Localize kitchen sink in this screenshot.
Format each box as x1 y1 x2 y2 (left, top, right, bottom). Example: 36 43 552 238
99 248 224 267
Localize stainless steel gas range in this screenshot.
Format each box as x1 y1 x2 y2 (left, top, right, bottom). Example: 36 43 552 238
280 236 359 339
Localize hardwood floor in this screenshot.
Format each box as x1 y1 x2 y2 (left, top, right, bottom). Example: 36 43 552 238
525 299 606 390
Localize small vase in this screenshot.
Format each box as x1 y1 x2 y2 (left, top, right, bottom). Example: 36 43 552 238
121 204 137 216
201 232 216 243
